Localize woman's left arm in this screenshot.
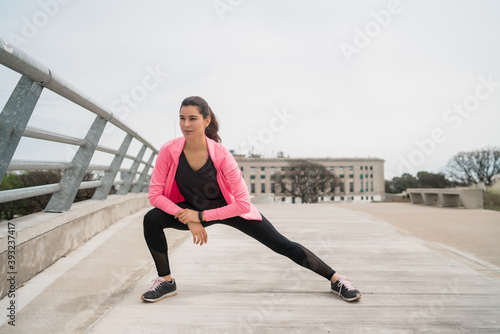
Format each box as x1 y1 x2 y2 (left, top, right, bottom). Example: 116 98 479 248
203 154 252 221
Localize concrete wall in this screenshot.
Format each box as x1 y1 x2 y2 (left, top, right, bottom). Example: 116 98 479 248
0 193 150 299
407 188 484 209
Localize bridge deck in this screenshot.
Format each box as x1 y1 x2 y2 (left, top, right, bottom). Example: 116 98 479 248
1 203 499 333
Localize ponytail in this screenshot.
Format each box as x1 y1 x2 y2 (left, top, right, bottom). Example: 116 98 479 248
180 96 221 143
205 107 221 143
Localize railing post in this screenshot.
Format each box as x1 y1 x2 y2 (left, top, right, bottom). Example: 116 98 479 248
92 133 133 200
0 75 43 183
45 115 107 212
116 144 147 195
142 174 151 193
131 152 155 193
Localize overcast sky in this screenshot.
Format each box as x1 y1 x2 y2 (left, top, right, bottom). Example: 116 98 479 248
1 0 499 179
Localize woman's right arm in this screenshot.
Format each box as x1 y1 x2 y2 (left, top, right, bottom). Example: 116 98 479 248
148 144 183 216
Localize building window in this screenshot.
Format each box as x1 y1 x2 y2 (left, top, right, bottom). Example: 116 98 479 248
349 166 353 171
360 166 363 171
371 182 373 192
360 174 363 179
349 174 354 178
281 167 285 171
370 166 373 170
240 167 243 171
271 166 275 171
271 183 275 193
340 182 344 193
261 167 265 171
340 166 344 172
261 183 265 193
250 175 255 179
330 166 334 171
349 182 354 192
365 166 368 170
260 175 266 179
251 183 255 193
250 167 255 171
370 174 373 178
340 174 345 179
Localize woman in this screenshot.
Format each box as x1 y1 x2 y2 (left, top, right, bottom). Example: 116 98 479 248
142 96 361 303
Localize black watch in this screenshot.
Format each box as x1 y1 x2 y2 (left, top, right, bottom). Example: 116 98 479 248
198 211 204 222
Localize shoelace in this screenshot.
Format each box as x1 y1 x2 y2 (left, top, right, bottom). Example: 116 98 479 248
149 277 166 291
337 276 355 291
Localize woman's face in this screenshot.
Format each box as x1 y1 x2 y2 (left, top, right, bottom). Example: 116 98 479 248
179 106 211 139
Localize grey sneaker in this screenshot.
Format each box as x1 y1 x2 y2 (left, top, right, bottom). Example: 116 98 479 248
331 275 361 302
141 277 177 302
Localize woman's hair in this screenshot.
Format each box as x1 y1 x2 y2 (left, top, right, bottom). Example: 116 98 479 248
180 96 221 143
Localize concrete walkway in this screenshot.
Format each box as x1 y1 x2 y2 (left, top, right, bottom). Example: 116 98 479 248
336 202 500 269
1 203 499 333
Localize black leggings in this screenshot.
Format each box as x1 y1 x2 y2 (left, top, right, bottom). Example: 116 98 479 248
143 205 336 281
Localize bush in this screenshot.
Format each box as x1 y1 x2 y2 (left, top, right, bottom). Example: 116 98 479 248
0 171 98 220
484 187 500 211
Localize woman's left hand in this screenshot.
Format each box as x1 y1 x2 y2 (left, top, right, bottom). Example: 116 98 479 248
175 209 201 224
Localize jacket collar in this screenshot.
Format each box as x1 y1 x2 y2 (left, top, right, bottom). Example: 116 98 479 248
171 135 224 168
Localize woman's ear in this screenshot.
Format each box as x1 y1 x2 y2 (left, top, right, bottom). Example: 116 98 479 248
205 116 211 128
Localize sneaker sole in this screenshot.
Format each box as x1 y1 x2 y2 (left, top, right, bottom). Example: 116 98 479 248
330 290 362 302
141 291 178 303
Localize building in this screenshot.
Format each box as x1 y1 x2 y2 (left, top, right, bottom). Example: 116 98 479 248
233 155 385 203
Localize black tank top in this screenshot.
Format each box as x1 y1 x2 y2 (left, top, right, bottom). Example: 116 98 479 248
174 151 227 211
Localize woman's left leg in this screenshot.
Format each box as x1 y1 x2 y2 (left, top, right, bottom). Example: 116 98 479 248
218 214 361 301
219 214 336 281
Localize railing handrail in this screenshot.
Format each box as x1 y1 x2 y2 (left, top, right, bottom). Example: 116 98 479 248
23 126 85 146
22 126 152 164
0 179 138 204
0 38 158 154
0 39 157 212
6 160 139 173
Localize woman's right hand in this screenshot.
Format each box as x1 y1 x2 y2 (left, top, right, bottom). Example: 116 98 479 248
187 222 208 246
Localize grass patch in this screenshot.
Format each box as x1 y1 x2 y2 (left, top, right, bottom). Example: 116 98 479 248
484 187 500 211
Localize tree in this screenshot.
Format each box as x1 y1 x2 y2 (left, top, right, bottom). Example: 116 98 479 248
386 172 453 193
272 160 338 203
416 171 451 188
445 147 500 186
0 174 27 220
385 173 419 193
19 171 62 213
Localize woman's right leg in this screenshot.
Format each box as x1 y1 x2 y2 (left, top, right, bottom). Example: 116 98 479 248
143 207 189 278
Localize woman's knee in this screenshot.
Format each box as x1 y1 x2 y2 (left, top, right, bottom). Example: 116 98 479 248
268 239 297 256
143 208 164 230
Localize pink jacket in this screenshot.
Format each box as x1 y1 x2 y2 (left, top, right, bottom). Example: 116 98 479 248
148 136 262 221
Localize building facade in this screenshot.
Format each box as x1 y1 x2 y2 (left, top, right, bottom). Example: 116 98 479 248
233 155 385 203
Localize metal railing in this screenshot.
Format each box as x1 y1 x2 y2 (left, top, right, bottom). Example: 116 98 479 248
0 38 158 212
